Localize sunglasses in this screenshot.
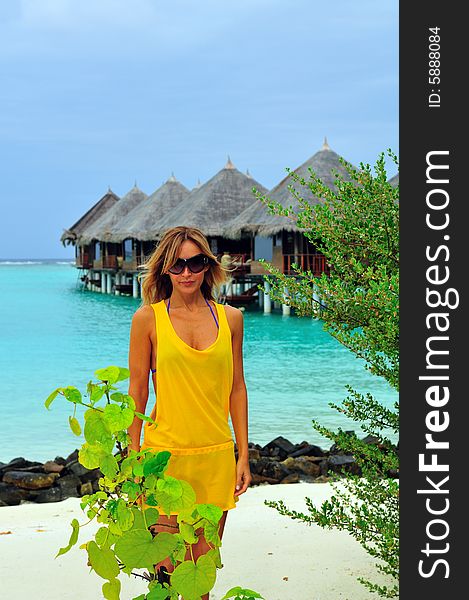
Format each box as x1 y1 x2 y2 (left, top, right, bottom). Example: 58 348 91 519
168 253 210 275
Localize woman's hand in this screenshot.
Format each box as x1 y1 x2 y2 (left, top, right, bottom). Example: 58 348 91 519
234 456 252 496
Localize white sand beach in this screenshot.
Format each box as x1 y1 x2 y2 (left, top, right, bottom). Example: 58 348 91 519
0 482 391 600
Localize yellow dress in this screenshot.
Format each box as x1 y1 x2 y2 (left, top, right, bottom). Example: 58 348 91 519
141 298 239 515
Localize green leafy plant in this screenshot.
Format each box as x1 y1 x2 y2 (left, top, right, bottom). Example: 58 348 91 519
254 151 399 597
46 366 262 600
220 587 265 600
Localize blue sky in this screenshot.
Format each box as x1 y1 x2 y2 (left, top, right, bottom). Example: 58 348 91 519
0 0 398 259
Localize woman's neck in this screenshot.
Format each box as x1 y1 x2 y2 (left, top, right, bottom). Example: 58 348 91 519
169 289 207 310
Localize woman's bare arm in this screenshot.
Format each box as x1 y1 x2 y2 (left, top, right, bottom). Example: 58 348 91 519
227 307 249 459
127 305 153 451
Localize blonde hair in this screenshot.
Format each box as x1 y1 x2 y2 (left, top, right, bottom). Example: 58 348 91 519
138 226 234 305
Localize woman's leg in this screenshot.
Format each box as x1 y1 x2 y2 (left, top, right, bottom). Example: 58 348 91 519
184 510 228 600
151 510 229 600
150 514 180 576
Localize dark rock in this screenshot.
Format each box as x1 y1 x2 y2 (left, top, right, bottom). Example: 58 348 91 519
328 454 361 475
79 467 101 484
250 457 289 481
248 442 263 450
67 460 100 482
313 475 330 483
80 481 94 496
67 460 90 479
262 436 297 461
248 448 260 461
330 431 355 454
0 458 43 477
65 449 79 464
54 456 67 466
0 482 30 506
289 444 325 458
319 459 329 476
251 473 280 485
57 474 81 498
43 461 65 474
280 473 300 484
4 464 45 474
281 456 320 478
35 485 62 503
361 435 381 445
3 471 59 489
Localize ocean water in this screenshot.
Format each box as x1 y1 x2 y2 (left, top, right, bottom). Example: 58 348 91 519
0 260 398 463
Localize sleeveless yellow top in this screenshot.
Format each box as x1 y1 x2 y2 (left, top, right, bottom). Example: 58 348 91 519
141 298 239 514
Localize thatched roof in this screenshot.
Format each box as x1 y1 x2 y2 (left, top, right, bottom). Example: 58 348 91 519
78 185 147 244
104 175 190 243
60 189 119 246
225 139 352 239
152 158 268 239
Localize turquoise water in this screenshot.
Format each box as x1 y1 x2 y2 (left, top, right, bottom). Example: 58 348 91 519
0 261 398 463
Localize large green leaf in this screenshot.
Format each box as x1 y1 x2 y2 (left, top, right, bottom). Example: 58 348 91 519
95 366 121 384
100 454 119 478
87 540 120 580
102 578 121 600
116 367 130 382
121 480 141 501
171 554 217 598
89 383 105 403
147 583 171 599
197 504 222 525
116 500 134 531
68 415 82 436
55 518 79 557
84 409 113 448
95 526 119 549
63 386 83 404
155 478 196 514
131 507 160 530
114 529 178 571
79 442 106 469
180 523 198 545
44 387 61 410
206 547 222 569
220 587 265 599
103 403 134 433
202 520 220 547
143 451 171 478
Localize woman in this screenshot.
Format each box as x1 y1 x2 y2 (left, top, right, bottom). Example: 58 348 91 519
127 226 252 595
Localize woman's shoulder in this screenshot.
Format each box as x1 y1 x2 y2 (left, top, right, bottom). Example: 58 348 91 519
220 302 244 333
132 303 157 325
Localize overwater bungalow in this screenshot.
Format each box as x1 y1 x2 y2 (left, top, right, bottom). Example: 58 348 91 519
77 185 148 292
224 139 352 280
151 158 268 257
102 174 190 271
60 188 120 268
63 142 389 313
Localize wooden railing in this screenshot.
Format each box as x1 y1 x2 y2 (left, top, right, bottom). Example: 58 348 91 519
103 255 117 269
76 253 93 268
79 251 329 277
282 253 330 276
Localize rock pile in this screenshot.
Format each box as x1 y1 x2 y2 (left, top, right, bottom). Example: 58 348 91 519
1 434 397 506
0 450 99 507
